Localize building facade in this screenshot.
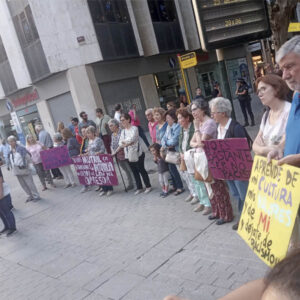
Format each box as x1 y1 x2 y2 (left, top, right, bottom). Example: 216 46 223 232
0 0 255 139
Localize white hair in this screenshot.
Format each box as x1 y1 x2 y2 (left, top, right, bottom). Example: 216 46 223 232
145 108 153 115
276 36 300 63
209 97 232 118
7 135 17 143
53 132 63 142
108 119 119 127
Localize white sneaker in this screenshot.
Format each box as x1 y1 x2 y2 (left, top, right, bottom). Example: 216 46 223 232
106 191 113 197
80 187 88 193
134 189 143 195
99 191 106 197
185 195 193 202
144 187 152 194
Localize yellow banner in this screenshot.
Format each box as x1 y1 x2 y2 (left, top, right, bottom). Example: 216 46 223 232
238 155 300 267
288 23 300 32
179 52 197 69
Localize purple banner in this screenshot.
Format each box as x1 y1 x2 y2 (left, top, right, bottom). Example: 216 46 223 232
40 146 73 170
72 154 118 186
203 138 253 180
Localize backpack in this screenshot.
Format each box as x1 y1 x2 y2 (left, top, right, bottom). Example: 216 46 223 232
227 120 253 149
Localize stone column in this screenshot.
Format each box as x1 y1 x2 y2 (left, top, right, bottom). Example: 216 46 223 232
139 74 160 109
66 65 105 121
36 100 56 136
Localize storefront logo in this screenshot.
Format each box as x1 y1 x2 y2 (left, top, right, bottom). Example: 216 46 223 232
11 89 39 108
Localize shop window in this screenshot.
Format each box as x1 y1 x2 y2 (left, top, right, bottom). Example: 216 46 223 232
148 0 176 22
154 69 184 108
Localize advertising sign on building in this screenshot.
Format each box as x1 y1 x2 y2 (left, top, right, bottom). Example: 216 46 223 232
178 52 197 69
10 111 25 145
192 0 271 51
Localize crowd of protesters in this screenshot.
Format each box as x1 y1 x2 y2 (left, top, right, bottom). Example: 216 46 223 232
0 36 299 278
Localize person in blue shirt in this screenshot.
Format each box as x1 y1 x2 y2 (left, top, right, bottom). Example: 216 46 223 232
161 109 184 195
0 139 11 170
268 36 300 250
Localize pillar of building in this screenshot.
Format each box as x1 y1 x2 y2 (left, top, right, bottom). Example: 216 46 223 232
186 67 199 100
139 74 160 109
36 100 56 136
66 65 105 121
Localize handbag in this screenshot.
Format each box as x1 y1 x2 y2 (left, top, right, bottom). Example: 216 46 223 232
179 157 187 171
165 150 181 165
124 130 140 163
194 150 213 183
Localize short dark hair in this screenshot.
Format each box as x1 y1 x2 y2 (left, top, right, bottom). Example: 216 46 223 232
71 117 79 123
149 143 161 155
115 104 121 111
264 249 300 299
192 99 210 116
255 74 289 100
96 108 103 114
176 108 193 122
166 101 176 109
79 111 86 118
165 108 177 123
121 113 131 123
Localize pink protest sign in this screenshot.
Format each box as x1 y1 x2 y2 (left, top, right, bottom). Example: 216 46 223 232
40 146 73 170
72 154 118 186
203 138 253 180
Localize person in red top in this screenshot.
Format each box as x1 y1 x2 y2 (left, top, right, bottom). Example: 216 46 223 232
71 117 82 145
128 104 149 147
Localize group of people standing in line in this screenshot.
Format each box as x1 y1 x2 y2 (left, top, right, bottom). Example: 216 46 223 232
0 37 299 256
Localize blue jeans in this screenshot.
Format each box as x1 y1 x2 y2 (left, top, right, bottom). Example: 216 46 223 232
227 180 249 214
168 163 183 190
0 194 16 230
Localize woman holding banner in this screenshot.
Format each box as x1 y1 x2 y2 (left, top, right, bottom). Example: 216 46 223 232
210 97 250 230
8 136 41 202
26 134 55 191
108 119 135 191
53 133 76 189
85 126 113 197
253 74 291 156
190 99 233 225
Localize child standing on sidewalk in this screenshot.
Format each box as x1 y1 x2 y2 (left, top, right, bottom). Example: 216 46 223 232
149 143 170 198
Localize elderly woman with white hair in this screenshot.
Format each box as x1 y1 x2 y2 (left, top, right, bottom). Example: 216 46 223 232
145 108 158 143
53 132 76 189
7 135 41 202
109 119 134 190
210 97 250 230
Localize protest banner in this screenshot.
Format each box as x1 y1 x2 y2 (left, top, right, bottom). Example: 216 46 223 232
203 138 253 180
40 146 73 170
238 155 300 267
72 154 118 186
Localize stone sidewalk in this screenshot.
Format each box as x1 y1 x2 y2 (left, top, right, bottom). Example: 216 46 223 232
0 95 267 300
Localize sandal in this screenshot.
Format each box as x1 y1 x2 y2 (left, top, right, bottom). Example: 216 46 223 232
174 189 185 196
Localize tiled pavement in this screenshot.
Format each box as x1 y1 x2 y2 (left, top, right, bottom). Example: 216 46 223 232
0 95 268 300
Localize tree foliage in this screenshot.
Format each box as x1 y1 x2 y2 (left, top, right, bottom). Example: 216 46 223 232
269 0 298 50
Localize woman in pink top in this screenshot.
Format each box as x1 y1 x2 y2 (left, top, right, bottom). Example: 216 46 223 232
26 135 55 190
128 104 150 147
145 108 158 143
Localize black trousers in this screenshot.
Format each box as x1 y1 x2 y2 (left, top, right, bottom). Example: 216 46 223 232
0 194 16 230
128 152 151 190
137 126 150 148
239 99 254 124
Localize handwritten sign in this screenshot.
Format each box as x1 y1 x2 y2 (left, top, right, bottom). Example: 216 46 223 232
40 146 73 170
238 156 300 267
203 138 253 180
72 154 118 186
